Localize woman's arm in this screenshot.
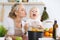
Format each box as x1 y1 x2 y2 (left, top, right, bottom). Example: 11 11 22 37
24 23 28 34
3 17 15 35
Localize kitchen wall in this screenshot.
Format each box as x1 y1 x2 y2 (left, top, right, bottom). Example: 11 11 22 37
43 0 60 36
0 0 60 36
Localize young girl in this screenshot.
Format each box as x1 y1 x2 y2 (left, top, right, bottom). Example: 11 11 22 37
27 7 44 31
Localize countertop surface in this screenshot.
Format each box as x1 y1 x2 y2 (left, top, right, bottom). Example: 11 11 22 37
39 38 54 40
39 38 59 40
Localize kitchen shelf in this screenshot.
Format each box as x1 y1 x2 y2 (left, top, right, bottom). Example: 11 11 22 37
0 2 45 22
0 2 45 5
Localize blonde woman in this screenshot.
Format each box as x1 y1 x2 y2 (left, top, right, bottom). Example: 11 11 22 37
3 3 28 40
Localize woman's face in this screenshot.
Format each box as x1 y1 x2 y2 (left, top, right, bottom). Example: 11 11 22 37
30 8 39 19
15 5 26 18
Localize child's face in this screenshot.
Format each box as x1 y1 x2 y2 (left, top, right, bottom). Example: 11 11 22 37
15 5 26 18
30 8 39 19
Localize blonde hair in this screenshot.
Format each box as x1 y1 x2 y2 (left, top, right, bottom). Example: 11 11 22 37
30 7 40 14
9 3 23 19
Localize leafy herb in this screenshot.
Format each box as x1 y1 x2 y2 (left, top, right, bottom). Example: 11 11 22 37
0 25 7 37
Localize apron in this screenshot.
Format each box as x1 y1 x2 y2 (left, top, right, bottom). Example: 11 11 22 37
14 20 23 37
14 27 23 36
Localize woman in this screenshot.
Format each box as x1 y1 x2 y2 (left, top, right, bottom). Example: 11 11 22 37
3 3 28 40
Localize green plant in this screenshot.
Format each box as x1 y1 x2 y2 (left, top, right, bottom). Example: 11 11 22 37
0 25 7 37
41 7 49 22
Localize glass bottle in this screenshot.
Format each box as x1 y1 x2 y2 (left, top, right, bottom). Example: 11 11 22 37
22 0 28 2
53 20 58 40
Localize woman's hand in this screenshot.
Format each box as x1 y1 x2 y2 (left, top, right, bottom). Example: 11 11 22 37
24 23 28 33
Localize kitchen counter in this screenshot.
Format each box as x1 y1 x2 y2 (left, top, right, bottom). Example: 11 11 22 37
39 38 54 40
0 37 60 40
39 38 59 40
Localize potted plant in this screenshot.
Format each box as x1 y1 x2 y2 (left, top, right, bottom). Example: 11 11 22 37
0 25 7 40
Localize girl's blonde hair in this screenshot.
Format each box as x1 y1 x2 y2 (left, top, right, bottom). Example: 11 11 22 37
30 7 40 14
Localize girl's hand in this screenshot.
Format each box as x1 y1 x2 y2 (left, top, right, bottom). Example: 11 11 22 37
38 25 44 31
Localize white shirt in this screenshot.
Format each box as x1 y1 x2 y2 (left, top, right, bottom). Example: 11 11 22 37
26 18 43 31
3 17 26 35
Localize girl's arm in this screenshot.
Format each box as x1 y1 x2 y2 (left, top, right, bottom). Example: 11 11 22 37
38 22 44 31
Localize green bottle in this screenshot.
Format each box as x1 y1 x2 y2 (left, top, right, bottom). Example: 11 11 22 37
41 7 49 22
22 0 28 2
